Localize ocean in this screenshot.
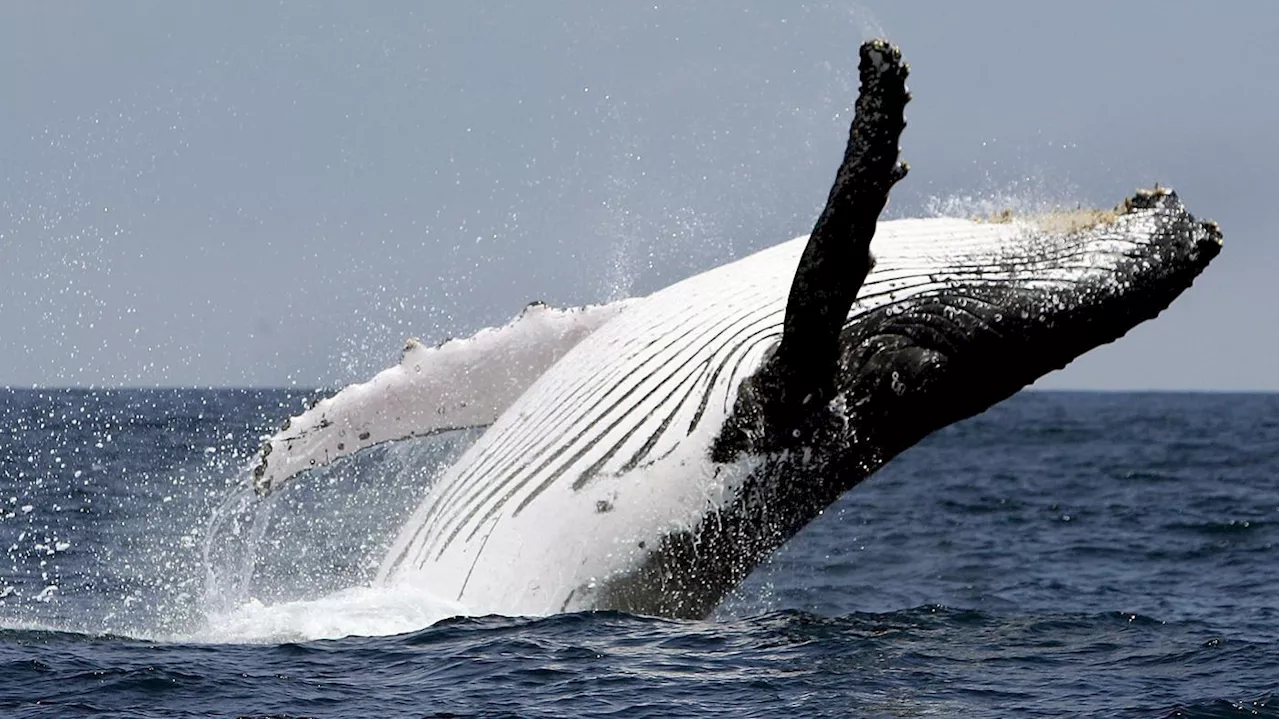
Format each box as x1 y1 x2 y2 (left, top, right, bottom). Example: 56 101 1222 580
0 388 1274 718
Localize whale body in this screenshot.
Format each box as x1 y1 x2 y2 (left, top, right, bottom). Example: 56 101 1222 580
254 194 1219 618
249 42 1221 618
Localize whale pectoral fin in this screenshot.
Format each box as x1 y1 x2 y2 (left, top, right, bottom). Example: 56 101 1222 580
251 299 635 495
719 40 911 456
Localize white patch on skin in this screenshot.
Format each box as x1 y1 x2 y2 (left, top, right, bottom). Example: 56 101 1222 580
252 300 634 494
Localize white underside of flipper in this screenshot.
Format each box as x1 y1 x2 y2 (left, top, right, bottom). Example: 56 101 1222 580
252 300 635 494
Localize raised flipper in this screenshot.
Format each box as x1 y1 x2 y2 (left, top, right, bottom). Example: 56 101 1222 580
716 40 911 458
251 300 634 495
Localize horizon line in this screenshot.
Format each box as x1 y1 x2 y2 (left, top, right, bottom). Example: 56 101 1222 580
1 386 1275 395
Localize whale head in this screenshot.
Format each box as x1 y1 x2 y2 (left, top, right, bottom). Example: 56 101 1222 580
823 187 1221 468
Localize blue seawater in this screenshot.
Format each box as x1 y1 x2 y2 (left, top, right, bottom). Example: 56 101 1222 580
0 389 1275 718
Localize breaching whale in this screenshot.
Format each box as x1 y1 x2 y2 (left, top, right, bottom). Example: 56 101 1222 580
249 41 1221 618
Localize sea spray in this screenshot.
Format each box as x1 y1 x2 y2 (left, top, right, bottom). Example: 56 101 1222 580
193 424 484 640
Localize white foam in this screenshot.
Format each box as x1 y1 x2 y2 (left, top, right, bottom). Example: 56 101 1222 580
191 584 469 644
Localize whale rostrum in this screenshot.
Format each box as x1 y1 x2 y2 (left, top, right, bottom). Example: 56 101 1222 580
248 40 1220 618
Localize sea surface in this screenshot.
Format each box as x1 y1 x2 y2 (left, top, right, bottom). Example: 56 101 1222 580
0 388 1274 718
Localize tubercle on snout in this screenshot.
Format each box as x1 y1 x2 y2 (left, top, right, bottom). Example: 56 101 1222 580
1121 185 1175 212
1119 186 1224 254
1199 219 1224 247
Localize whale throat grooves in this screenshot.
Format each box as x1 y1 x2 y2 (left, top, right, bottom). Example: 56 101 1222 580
716 39 911 460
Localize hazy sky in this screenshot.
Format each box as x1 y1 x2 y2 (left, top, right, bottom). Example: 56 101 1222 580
2 2 1275 390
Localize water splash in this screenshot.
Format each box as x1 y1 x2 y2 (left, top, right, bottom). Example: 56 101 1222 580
193 584 468 644
200 483 268 617
191 426 484 642
924 172 1087 221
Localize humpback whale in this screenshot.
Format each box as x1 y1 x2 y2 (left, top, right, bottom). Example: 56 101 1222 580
249 41 1220 619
